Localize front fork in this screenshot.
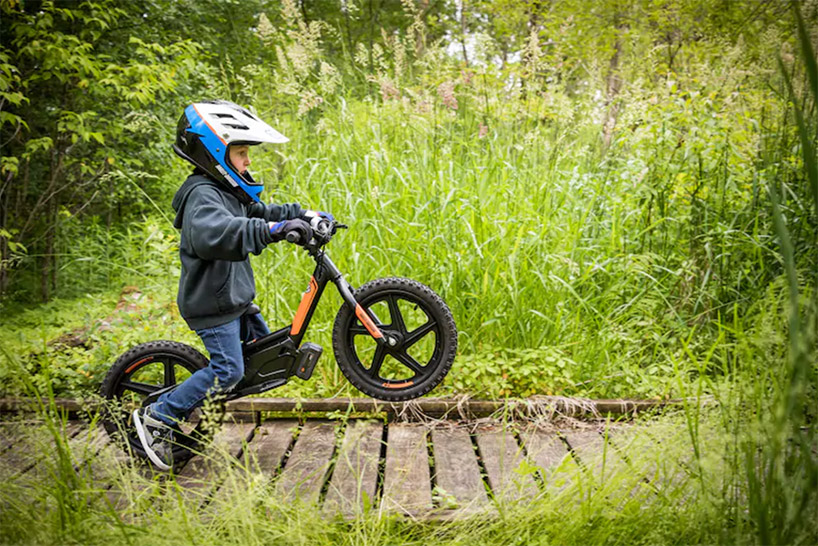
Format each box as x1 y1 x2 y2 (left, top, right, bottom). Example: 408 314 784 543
300 253 391 348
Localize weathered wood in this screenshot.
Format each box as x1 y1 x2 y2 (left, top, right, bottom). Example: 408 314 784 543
431 426 490 511
519 425 574 491
174 420 256 493
0 421 82 478
276 421 337 504
475 424 538 500
563 430 609 472
382 423 432 513
0 423 20 453
323 420 383 517
74 426 132 489
0 396 697 418
67 424 111 471
244 419 297 475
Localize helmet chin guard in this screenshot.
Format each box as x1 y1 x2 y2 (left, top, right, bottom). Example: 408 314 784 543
173 100 288 203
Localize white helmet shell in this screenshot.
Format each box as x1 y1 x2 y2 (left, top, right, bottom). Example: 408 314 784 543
174 100 289 203
191 101 289 146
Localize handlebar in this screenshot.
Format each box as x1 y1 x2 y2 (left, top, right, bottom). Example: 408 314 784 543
286 220 348 249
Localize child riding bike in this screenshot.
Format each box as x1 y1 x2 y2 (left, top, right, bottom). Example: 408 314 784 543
133 100 332 470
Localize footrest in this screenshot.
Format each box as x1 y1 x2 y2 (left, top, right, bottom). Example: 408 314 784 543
294 342 322 380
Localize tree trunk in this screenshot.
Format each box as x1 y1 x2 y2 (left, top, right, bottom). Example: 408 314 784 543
41 229 52 302
459 0 469 66
414 0 430 58
602 17 628 149
0 189 7 297
50 198 58 297
520 2 541 101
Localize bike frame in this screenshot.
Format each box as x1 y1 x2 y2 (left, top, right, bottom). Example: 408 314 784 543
224 248 386 399
141 233 392 409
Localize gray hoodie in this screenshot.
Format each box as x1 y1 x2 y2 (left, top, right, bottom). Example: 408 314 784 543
172 174 302 330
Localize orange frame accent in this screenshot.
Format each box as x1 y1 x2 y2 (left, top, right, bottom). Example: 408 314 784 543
290 276 319 336
355 304 384 339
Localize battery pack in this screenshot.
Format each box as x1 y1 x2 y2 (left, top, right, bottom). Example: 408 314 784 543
294 342 323 380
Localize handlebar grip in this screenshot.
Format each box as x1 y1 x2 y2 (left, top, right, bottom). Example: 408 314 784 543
286 231 300 244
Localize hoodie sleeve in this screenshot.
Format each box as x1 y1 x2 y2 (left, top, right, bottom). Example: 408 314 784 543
247 201 303 222
185 186 274 261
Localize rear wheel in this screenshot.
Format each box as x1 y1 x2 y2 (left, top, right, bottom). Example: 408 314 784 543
332 277 457 401
99 340 221 463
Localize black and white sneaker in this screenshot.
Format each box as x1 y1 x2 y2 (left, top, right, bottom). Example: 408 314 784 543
133 407 174 471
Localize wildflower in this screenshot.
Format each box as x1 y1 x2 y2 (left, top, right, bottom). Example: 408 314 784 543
298 89 324 116
478 124 488 138
379 79 400 102
318 61 341 95
257 13 275 44
437 81 458 110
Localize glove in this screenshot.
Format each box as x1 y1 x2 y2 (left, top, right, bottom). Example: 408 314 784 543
269 219 313 245
301 210 335 235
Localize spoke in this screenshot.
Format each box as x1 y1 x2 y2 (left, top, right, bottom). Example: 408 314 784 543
392 351 423 374
368 345 387 378
349 325 369 336
164 361 176 387
368 309 386 326
404 320 436 348
120 381 161 396
387 295 407 334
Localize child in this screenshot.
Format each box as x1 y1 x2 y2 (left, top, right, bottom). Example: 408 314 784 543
133 100 332 470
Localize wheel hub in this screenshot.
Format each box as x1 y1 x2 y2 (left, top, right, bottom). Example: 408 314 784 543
383 330 404 350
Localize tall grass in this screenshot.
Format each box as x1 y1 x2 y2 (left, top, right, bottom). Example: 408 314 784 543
2 8 813 401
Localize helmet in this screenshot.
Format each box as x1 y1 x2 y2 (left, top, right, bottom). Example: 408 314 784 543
173 100 289 203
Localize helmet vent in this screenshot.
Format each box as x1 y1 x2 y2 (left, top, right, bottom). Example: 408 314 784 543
224 123 250 130
214 113 237 119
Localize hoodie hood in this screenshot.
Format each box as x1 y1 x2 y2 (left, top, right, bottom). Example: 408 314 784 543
172 174 221 229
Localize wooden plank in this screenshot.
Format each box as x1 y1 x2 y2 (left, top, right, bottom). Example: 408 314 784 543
323 420 383 517
244 419 297 475
431 426 489 511
0 396 693 417
74 427 133 489
66 424 111 476
381 423 432 513
0 422 23 453
563 430 609 473
0 421 83 478
174 420 256 493
276 421 337 504
475 424 538 500
519 425 574 491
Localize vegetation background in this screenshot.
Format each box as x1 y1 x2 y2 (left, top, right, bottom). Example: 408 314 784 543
0 0 816 543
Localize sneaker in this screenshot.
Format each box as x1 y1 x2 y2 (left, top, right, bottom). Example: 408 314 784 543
133 407 174 471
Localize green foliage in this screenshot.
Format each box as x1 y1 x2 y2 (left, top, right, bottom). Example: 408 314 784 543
1 0 816 405
0 0 816 542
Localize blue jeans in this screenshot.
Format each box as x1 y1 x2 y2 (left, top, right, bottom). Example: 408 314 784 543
150 312 270 426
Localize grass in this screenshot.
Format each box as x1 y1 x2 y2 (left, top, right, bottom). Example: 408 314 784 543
0 61 805 400
0 398 753 546
1 3 817 544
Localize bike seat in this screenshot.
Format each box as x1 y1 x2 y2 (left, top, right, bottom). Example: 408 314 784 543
244 303 261 315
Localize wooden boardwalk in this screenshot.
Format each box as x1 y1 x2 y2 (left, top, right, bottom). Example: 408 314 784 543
0 412 676 519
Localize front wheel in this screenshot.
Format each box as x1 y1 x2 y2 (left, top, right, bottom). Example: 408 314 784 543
332 277 457 401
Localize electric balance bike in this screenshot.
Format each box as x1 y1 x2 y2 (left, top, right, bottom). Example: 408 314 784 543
100 218 457 462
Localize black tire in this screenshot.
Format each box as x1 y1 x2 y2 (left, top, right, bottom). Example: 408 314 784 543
332 277 457 401
99 340 220 463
